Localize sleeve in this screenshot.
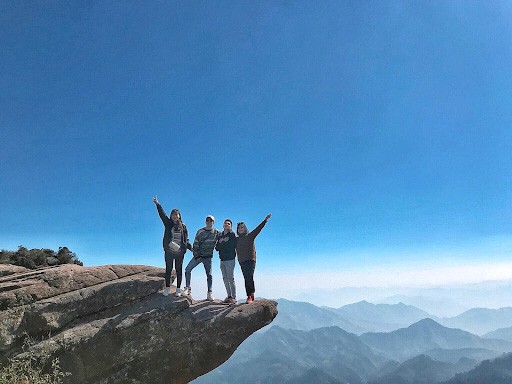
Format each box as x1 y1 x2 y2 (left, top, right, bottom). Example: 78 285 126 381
215 236 223 252
228 232 237 251
184 226 193 251
193 229 202 255
212 229 219 251
249 218 267 240
156 203 171 227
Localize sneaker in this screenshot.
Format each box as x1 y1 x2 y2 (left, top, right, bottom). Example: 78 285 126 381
246 295 253 304
182 287 191 296
223 297 232 304
207 292 214 301
162 287 169 297
230 297 237 305
175 288 182 297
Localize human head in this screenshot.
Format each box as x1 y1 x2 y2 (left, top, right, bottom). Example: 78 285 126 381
205 215 215 229
170 209 181 225
223 219 232 232
237 221 248 235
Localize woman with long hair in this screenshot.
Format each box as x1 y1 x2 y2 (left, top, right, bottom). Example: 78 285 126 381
236 213 272 303
153 196 192 296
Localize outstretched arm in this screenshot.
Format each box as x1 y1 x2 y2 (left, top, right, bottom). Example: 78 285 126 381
153 196 170 226
249 213 272 239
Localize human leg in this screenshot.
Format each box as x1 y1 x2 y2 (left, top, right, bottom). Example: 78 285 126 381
240 260 256 298
164 250 174 288
184 257 201 289
202 257 213 293
220 260 230 299
175 254 184 288
223 259 236 299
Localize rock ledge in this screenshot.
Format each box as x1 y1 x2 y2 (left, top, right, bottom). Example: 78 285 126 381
0 264 278 383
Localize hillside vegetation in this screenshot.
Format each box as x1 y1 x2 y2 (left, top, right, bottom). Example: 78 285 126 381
0 246 83 269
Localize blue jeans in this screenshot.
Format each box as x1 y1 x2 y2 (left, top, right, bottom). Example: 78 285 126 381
185 257 213 292
220 259 236 298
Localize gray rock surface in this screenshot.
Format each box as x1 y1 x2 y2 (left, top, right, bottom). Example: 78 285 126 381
0 264 278 383
0 264 29 277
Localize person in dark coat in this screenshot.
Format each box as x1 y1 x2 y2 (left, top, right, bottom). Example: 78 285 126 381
216 219 237 304
236 213 272 303
153 196 192 296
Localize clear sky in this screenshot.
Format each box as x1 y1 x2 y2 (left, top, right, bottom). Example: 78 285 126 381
1 2 512 303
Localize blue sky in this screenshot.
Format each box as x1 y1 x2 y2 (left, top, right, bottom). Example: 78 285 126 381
1 2 512 300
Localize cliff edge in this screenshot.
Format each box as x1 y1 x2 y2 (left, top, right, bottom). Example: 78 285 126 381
0 264 278 383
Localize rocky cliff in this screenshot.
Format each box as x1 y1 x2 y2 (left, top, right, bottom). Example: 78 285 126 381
0 264 278 383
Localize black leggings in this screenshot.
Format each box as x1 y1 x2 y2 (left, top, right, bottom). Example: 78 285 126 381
164 251 184 288
240 260 256 297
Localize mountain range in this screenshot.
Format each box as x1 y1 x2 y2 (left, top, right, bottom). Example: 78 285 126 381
483 325 512 342
329 300 434 333
192 299 512 384
272 299 512 336
443 353 512 384
368 354 476 384
439 307 512 335
194 325 389 384
360 318 512 362
270 298 365 333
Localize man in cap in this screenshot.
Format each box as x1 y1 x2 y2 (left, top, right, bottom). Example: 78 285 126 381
183 215 221 301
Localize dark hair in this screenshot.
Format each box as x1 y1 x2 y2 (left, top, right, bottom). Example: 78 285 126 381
236 221 246 235
170 209 183 230
224 219 232 225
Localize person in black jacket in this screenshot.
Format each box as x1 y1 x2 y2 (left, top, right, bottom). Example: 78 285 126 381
153 196 192 297
215 219 237 304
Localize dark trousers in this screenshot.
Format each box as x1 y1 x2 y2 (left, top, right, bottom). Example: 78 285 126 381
164 251 184 288
240 260 256 297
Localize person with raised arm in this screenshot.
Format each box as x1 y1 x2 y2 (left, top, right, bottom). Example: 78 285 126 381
236 213 272 304
152 196 192 297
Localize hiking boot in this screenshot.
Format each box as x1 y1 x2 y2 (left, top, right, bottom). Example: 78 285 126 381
230 297 237 305
223 297 232 303
207 292 214 301
175 288 182 297
162 287 169 296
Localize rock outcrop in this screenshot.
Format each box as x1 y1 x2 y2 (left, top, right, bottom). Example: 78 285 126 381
0 264 278 383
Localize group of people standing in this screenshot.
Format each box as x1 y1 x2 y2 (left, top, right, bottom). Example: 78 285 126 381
153 196 271 304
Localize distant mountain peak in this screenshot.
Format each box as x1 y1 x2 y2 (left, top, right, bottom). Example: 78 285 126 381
411 317 442 328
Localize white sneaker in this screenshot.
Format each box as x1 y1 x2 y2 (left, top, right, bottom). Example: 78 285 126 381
175 288 182 297
207 292 214 301
163 287 169 296
182 287 191 296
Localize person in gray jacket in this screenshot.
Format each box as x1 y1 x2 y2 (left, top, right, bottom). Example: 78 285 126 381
183 215 220 301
